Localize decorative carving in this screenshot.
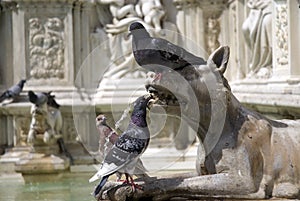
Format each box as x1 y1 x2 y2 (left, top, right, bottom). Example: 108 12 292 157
62 116 77 143
29 17 65 80
93 0 178 79
205 17 221 55
275 3 288 66
173 0 197 9
14 116 31 146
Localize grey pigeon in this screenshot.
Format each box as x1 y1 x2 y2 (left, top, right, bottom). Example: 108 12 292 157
28 90 48 106
0 79 26 105
129 22 206 78
96 114 149 179
89 94 153 197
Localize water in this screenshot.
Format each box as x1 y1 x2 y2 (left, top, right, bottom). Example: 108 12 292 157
0 145 198 201
0 173 95 201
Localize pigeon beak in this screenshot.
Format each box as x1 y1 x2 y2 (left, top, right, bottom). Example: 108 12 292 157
145 93 155 109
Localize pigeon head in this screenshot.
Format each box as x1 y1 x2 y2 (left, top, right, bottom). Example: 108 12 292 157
129 22 145 31
28 90 37 104
132 94 153 111
129 22 150 39
130 94 153 127
96 114 107 126
19 79 26 88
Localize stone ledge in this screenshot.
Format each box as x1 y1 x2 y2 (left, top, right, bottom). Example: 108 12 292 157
231 80 300 118
15 153 70 174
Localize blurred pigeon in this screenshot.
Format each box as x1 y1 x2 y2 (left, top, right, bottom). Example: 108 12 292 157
129 22 206 79
96 114 149 179
0 79 26 105
89 94 153 197
44 91 60 109
28 90 48 106
96 114 119 160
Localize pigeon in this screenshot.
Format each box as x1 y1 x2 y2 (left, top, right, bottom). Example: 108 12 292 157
129 22 206 79
95 114 149 179
28 90 48 107
0 79 26 105
96 114 120 160
89 94 153 197
44 91 60 109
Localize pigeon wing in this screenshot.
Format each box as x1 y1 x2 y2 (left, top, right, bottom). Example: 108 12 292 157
89 126 146 183
152 38 206 67
115 125 149 155
7 84 22 97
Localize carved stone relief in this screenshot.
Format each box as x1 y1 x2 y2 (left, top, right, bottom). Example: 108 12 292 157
275 3 288 66
205 17 221 55
92 0 178 79
14 116 31 146
62 116 78 143
28 17 65 80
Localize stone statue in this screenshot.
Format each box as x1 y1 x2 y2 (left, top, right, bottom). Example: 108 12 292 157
27 92 63 145
92 0 177 79
135 0 165 32
242 0 273 78
99 46 300 200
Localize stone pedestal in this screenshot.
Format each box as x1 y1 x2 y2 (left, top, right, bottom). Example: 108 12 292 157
15 153 69 174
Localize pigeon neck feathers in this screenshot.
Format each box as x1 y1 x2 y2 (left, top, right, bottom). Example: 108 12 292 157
132 29 150 41
129 95 151 127
130 22 150 42
18 80 26 88
130 110 147 127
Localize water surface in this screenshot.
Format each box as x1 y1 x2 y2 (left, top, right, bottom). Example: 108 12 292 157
0 173 95 201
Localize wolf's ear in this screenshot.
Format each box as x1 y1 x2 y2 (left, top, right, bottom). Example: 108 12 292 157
207 46 230 75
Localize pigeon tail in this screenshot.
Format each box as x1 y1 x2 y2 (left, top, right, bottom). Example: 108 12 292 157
93 175 109 197
0 92 8 103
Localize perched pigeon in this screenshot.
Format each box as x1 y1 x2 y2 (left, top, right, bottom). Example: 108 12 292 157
89 94 153 197
96 114 149 179
129 22 206 78
44 91 60 109
0 79 26 105
28 90 48 107
96 114 120 160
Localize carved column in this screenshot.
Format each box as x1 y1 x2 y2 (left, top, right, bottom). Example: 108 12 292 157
225 0 249 80
198 1 227 56
272 0 288 78
0 2 16 89
174 0 228 58
174 0 206 57
272 0 300 79
287 0 300 78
